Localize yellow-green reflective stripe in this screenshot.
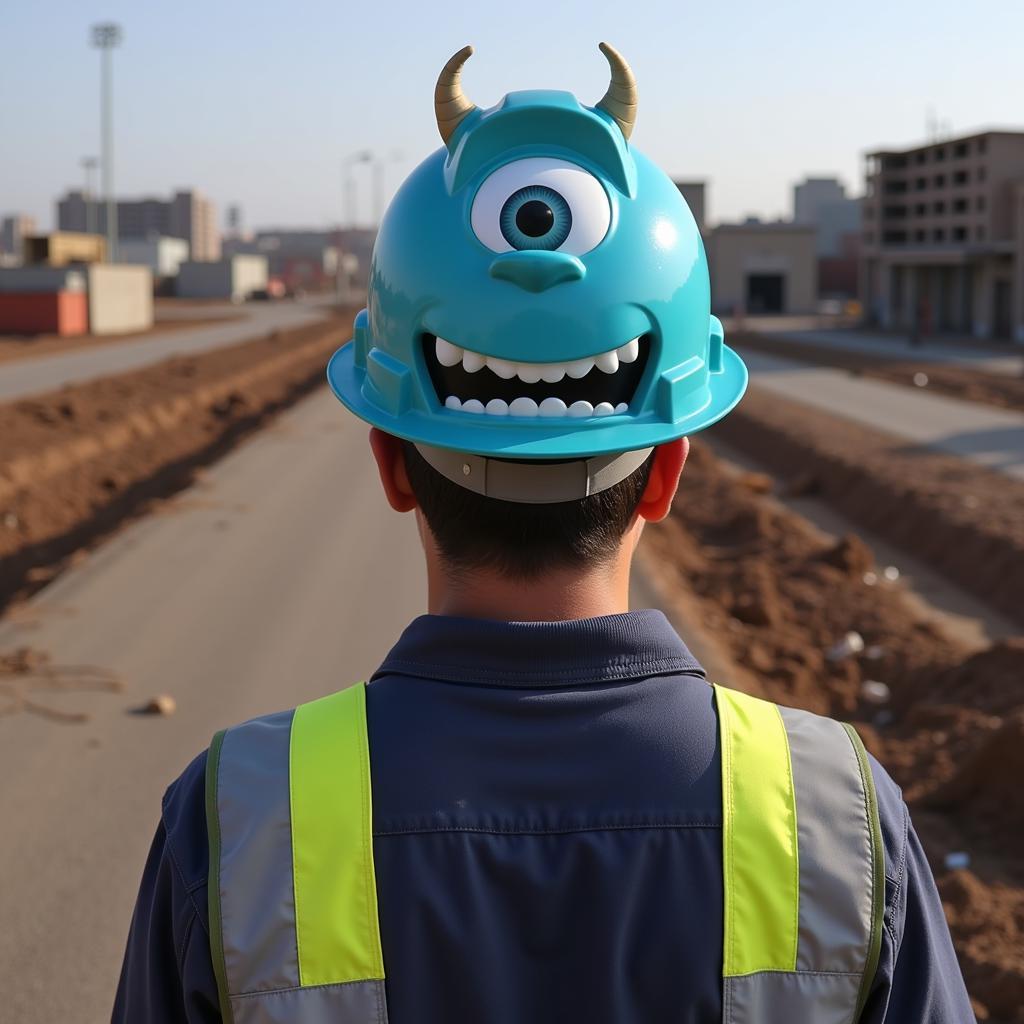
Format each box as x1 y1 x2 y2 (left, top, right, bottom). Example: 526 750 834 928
715 684 800 977
289 683 385 987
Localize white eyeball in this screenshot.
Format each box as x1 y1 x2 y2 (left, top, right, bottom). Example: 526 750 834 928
470 157 611 257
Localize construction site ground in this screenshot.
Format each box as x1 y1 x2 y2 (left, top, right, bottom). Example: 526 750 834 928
0 317 1020 1022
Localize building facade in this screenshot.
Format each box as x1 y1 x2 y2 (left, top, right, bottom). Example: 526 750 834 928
674 182 707 234
793 177 862 258
1 214 37 260
57 189 220 261
861 130 1024 340
707 221 817 315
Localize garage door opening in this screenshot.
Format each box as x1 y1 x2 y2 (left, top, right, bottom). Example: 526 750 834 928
746 273 786 314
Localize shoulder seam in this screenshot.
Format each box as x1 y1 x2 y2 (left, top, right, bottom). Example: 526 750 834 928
162 803 211 940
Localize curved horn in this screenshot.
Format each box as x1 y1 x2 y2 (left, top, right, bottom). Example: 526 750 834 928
595 41 637 140
435 45 477 146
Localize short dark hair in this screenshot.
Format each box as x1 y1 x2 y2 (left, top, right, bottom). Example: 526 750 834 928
401 441 654 579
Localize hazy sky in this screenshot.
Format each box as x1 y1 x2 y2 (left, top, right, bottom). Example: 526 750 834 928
4 0 1023 233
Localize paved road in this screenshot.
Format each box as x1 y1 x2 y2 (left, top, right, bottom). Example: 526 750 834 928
0 299 330 402
0 387 704 1022
747 325 1024 378
744 349 1024 479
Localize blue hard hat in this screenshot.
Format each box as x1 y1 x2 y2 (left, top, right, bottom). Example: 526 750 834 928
328 43 747 478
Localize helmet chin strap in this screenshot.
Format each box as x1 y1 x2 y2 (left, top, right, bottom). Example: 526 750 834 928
413 443 655 505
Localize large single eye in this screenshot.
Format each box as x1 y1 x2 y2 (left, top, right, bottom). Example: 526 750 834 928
471 157 611 256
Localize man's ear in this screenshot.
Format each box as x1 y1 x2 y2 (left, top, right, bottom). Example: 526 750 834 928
368 428 418 513
636 437 689 522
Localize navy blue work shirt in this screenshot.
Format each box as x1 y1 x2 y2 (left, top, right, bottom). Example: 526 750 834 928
113 610 972 1022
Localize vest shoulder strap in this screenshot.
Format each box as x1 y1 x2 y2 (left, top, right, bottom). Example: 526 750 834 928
205 683 388 1024
713 684 885 1024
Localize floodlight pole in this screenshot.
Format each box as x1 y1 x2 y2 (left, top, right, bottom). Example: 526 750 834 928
81 156 99 236
91 23 122 262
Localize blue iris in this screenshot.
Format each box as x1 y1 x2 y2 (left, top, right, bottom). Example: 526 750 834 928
499 185 572 251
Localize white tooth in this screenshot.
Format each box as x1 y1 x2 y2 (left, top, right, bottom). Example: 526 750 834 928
617 338 640 363
444 395 462 410
565 358 594 379
594 402 615 416
462 399 485 414
487 356 517 380
568 401 594 418
485 398 509 416
516 362 543 384
509 397 539 417
595 350 620 374
614 402 629 414
462 351 486 373
540 363 566 383
436 337 464 367
538 397 568 417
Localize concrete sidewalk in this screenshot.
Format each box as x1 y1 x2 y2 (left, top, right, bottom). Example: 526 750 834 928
744 348 1024 480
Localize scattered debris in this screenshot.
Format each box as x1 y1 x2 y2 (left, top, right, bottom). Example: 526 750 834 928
826 631 865 661
882 565 901 582
861 680 891 705
862 570 878 586
864 644 886 661
945 851 971 871
136 694 177 716
3 512 18 530
913 372 929 387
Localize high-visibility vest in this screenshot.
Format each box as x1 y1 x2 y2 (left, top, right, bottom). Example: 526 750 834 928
205 683 884 1024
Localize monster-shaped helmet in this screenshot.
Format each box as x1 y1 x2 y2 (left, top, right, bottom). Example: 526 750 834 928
328 44 747 502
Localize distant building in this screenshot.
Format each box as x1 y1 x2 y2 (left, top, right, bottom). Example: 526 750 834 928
57 188 221 261
793 177 862 258
116 236 190 279
707 220 817 315
1 214 37 260
224 229 343 292
176 255 268 302
861 129 1024 340
24 232 106 266
674 181 707 234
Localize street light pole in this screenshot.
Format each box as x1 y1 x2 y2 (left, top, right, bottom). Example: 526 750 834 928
81 156 98 236
342 150 373 230
91 23 122 263
373 150 403 227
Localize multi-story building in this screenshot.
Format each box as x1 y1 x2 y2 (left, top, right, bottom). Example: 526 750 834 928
57 188 221 261
674 181 707 234
861 130 1024 340
1 214 37 260
793 177 862 258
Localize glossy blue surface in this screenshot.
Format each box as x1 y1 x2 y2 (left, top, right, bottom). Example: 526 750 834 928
328 87 747 459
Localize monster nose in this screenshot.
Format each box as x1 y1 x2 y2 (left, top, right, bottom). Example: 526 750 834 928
489 251 586 293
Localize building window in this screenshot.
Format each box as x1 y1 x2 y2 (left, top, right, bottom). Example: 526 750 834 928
976 226 986 240
953 170 969 185
914 202 927 216
978 137 988 154
953 198 968 213
915 151 927 165
915 176 927 190
883 230 907 244
884 205 908 219
934 174 946 187
915 229 926 242
933 228 946 242
977 195 987 211
934 147 946 161
934 200 946 214
978 166 987 182
953 226 967 241
954 142 969 158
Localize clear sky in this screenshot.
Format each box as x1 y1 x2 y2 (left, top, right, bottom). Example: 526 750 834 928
3 0 1023 233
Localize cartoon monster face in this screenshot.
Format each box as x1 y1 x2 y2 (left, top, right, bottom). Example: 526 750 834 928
327 46 746 460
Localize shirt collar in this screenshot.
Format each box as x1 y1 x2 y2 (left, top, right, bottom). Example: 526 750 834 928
373 609 705 688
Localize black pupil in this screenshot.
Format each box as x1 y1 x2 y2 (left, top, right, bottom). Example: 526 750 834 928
515 200 554 238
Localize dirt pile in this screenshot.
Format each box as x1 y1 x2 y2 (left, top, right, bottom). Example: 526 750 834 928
0 313 352 614
643 438 1024 1021
734 331 1024 412
711 384 1024 627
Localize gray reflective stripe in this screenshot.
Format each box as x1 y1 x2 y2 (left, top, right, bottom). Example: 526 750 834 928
778 706 875 975
723 971 862 1024
231 980 388 1024
216 710 300 995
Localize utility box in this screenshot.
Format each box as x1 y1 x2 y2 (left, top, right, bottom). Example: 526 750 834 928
176 255 268 302
86 265 154 334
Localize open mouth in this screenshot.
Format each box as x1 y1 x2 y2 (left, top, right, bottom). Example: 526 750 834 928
422 333 651 418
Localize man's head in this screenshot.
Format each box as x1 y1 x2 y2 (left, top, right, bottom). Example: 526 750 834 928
369 429 688 581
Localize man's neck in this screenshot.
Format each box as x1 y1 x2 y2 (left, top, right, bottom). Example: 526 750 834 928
427 559 633 622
